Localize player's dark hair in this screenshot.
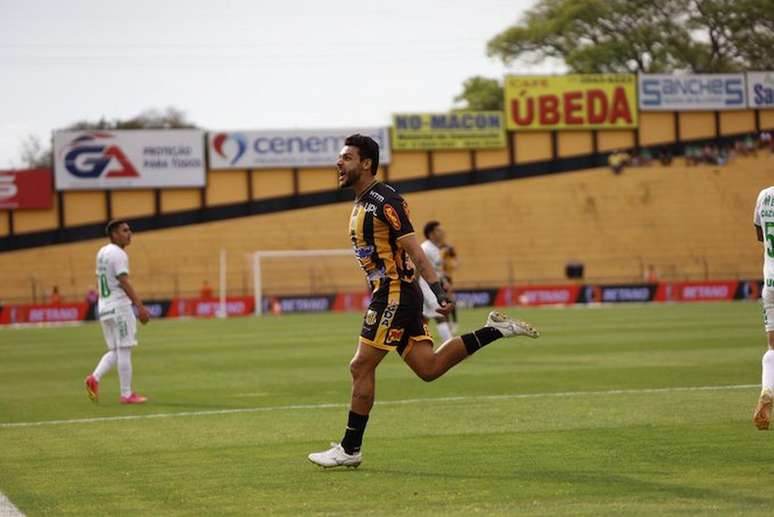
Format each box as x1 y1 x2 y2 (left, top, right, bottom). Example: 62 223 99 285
424 220 440 239
344 134 379 175
105 219 129 237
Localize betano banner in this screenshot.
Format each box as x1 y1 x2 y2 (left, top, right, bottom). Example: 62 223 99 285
746 71 774 108
0 168 52 209
638 73 747 111
53 130 205 190
504 74 638 130
391 112 506 150
208 127 391 169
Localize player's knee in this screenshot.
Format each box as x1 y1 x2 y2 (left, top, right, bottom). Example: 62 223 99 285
415 365 439 382
349 357 371 379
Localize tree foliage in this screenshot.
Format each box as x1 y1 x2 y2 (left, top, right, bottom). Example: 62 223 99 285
453 76 504 111
18 107 196 168
487 0 774 73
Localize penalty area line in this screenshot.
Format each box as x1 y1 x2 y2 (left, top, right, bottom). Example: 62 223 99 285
0 491 25 517
0 384 758 429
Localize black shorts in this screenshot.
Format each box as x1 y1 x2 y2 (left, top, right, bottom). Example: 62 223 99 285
360 280 433 357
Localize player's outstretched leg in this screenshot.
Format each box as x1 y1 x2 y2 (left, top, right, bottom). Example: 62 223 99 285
404 311 539 382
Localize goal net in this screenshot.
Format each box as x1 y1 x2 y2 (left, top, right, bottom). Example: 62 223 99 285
250 249 365 315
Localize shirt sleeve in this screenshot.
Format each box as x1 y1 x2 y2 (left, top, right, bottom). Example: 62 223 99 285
380 196 415 240
114 250 130 277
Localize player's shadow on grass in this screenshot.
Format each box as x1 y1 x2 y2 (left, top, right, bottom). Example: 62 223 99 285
362 468 767 505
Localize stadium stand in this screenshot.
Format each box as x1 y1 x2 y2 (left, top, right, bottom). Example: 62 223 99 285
0 152 769 303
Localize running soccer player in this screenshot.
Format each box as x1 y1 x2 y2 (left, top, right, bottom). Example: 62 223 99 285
308 134 540 468
753 186 774 429
84 220 150 405
419 220 453 342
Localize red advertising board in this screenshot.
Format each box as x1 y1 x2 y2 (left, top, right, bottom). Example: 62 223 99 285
495 285 582 306
166 296 255 318
0 168 53 209
655 281 738 302
0 303 89 324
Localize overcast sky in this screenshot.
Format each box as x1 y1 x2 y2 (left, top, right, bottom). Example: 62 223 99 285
0 0 566 168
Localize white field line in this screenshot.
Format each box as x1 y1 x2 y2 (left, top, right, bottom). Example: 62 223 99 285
0 384 758 430
0 491 24 517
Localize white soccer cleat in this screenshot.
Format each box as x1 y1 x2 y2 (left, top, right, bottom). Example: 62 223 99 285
485 311 540 338
308 443 362 469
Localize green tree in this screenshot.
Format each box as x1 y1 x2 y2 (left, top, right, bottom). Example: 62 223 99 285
18 107 196 168
453 76 504 111
487 0 774 73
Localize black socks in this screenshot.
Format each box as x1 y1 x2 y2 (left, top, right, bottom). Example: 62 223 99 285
341 410 369 455
461 326 503 355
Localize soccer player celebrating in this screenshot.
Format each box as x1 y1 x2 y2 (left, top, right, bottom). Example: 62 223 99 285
419 220 454 342
753 186 774 429
308 134 539 468
84 220 150 405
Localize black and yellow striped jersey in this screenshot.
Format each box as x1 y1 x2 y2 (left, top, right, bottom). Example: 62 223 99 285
349 181 416 293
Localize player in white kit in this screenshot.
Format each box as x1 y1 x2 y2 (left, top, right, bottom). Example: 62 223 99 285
84 220 151 404
753 186 774 429
419 221 454 342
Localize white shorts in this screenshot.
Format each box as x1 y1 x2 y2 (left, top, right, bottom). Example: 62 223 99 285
763 289 774 333
419 278 442 320
100 305 138 350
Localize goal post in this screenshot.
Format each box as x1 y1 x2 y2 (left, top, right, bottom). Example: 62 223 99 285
251 249 354 316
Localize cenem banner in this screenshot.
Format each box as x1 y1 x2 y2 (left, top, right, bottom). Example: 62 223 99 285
53 130 206 190
504 74 638 130
391 112 506 150
638 73 747 111
208 127 391 169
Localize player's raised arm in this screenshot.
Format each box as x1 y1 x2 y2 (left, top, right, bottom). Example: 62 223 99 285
398 233 453 315
117 273 150 324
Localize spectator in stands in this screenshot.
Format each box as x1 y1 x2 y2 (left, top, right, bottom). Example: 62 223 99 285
745 134 757 156
685 145 699 165
638 147 653 166
761 131 772 152
644 264 658 283
200 280 214 299
658 146 673 166
86 287 99 319
50 286 61 305
608 149 629 175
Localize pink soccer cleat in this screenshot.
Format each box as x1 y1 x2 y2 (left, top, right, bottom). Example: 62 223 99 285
120 393 148 405
85 375 99 403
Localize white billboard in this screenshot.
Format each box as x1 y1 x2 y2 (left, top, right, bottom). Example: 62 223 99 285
747 71 774 108
54 130 205 190
208 127 391 169
638 73 747 111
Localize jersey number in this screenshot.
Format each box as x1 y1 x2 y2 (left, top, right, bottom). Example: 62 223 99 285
99 273 111 297
767 222 774 258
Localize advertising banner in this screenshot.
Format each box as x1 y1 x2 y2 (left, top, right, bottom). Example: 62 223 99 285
0 168 52 209
391 112 506 150
332 292 371 312
0 303 89 325
655 281 738 302
53 130 205 190
262 295 336 315
495 285 581 306
167 296 255 318
454 289 500 308
208 127 391 169
581 284 657 304
504 74 638 130
638 73 747 111
746 72 774 108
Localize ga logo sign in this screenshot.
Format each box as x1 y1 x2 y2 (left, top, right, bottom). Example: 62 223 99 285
62 132 138 178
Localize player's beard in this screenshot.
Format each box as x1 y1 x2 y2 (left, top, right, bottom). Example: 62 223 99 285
339 167 360 189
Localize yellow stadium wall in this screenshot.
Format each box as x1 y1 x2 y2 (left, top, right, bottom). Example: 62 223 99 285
2 154 769 304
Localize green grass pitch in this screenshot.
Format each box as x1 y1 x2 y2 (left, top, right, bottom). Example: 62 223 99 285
1 302 772 515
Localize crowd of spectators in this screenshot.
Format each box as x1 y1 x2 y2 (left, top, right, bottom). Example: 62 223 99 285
609 130 772 175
